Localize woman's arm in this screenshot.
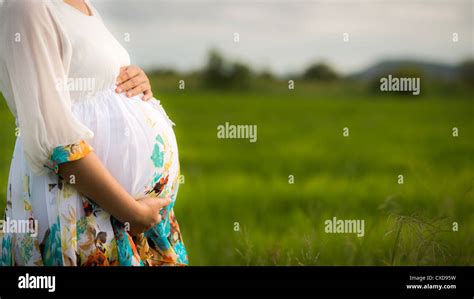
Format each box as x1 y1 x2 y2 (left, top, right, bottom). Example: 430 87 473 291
58 152 169 235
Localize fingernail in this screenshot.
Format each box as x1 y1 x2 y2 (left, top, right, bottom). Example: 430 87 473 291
116 88 122 93
127 92 132 97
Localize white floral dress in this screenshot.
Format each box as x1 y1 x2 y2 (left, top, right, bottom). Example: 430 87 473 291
0 0 188 266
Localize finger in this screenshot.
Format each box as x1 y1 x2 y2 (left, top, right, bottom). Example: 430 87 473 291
118 66 127 76
116 66 140 86
116 66 130 85
117 76 147 94
126 83 148 98
156 197 171 208
116 66 140 85
142 90 153 101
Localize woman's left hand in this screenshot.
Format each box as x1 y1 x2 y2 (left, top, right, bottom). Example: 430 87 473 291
115 65 153 101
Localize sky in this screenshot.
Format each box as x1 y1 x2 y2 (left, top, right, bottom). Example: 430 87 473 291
75 0 474 74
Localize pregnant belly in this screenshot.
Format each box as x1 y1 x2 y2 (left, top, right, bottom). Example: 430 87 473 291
71 87 179 198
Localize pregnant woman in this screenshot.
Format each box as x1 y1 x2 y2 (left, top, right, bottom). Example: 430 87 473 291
0 0 188 266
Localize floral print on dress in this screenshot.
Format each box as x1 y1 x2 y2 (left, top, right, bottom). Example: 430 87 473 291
40 219 63 266
137 133 188 266
0 235 13 266
49 140 94 174
0 117 187 266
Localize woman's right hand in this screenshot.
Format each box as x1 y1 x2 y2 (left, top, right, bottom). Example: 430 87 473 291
129 196 171 235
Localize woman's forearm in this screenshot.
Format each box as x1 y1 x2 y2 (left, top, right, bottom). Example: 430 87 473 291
57 152 139 225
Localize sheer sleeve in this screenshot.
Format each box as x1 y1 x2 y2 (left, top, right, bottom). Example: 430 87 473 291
2 1 94 175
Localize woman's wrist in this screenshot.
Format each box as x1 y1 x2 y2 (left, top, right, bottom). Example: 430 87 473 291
128 198 146 226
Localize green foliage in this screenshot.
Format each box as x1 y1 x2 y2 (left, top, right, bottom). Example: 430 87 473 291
0 80 472 266
302 62 339 81
154 82 472 265
202 49 253 90
386 214 453 266
258 69 276 81
458 60 474 87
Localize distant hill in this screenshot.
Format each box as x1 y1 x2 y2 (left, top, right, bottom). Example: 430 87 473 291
349 60 459 81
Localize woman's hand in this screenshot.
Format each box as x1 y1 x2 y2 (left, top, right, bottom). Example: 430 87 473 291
115 65 153 101
129 196 171 235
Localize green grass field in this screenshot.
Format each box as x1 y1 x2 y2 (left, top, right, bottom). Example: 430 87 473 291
1 79 473 265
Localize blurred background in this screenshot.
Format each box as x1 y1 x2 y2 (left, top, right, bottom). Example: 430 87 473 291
0 0 473 265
